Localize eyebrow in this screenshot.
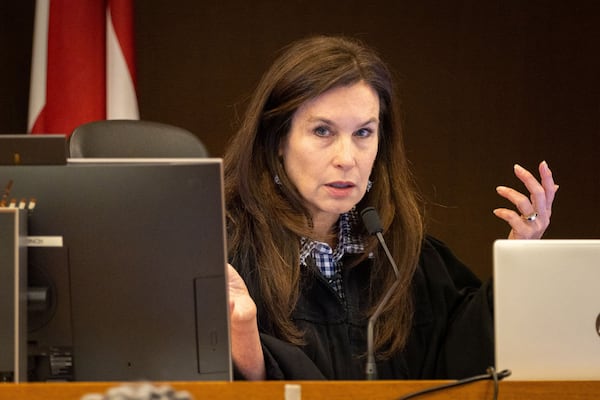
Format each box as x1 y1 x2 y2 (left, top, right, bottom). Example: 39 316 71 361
307 116 379 126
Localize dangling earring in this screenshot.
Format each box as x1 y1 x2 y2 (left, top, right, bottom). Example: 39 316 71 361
366 180 373 192
274 174 282 185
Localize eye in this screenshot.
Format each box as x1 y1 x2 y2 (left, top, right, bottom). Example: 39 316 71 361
314 125 332 137
355 127 374 138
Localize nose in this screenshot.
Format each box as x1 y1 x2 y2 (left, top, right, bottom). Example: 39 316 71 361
332 135 357 169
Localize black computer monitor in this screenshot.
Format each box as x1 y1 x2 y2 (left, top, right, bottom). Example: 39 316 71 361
0 134 67 165
0 159 231 381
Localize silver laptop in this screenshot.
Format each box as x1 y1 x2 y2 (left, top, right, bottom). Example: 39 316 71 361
493 239 600 380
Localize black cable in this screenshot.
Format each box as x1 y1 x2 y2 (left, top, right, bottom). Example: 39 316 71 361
394 367 512 400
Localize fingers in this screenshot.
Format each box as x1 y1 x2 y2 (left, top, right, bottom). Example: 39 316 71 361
492 191 541 240
227 263 257 323
493 161 559 240
495 184 536 217
538 160 559 211
227 263 249 295
512 162 554 219
226 264 265 380
492 208 527 239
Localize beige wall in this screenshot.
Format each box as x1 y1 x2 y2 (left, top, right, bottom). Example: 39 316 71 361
2 1 599 278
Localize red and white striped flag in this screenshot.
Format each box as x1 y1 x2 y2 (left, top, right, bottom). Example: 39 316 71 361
28 0 139 136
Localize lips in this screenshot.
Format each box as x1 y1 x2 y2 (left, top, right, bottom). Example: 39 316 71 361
324 182 357 199
326 181 355 189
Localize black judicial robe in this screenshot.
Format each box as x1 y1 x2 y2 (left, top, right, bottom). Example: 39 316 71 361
233 236 495 380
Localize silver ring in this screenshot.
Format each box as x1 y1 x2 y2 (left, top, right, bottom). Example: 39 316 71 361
522 212 538 222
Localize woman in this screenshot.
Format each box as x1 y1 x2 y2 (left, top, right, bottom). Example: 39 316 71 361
223 35 557 380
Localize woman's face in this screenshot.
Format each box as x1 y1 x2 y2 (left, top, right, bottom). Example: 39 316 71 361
279 81 379 234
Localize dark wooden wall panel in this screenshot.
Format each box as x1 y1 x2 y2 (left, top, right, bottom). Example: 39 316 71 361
2 1 599 278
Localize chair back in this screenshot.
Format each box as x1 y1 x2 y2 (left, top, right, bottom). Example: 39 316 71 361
69 120 208 158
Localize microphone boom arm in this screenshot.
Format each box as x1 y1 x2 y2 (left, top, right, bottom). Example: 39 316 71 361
375 231 400 279
366 278 401 380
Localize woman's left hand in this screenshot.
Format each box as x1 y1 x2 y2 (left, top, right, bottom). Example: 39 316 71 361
493 161 559 240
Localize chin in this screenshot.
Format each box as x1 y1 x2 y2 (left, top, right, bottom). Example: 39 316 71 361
327 203 356 215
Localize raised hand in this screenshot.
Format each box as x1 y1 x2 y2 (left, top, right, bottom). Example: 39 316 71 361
493 161 559 240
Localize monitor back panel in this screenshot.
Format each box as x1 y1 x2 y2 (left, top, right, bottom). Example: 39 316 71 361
1 160 231 381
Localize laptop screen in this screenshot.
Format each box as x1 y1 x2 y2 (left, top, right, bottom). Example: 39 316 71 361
493 239 600 380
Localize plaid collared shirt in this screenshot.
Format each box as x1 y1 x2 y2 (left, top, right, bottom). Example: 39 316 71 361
299 210 366 300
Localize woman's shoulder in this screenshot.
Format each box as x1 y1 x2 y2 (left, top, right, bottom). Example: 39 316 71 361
419 235 459 263
417 235 482 288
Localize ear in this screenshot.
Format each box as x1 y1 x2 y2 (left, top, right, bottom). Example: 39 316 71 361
278 136 286 158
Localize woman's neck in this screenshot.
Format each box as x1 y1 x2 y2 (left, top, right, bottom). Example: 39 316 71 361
311 213 339 247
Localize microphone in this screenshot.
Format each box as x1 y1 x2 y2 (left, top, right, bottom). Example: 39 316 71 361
360 207 399 279
360 206 401 380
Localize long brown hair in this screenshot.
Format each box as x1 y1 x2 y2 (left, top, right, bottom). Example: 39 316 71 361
224 35 424 355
